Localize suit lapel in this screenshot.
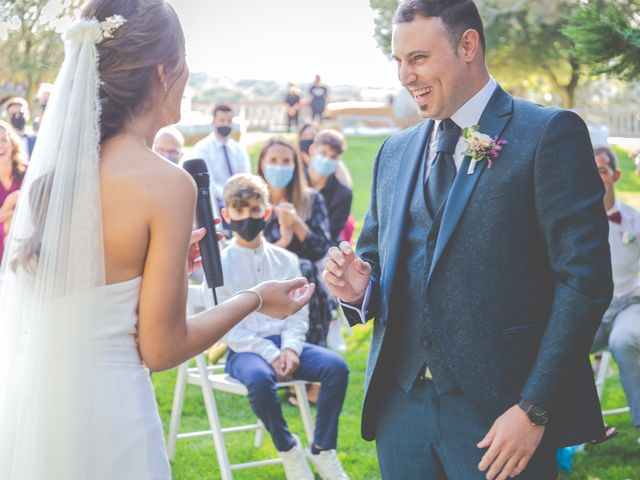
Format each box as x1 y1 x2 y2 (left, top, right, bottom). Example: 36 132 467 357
382 120 433 302
427 86 514 285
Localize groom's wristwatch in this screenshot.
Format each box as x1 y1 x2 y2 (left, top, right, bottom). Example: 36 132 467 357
518 399 549 426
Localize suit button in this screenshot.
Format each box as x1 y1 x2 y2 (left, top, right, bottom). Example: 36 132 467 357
423 305 431 315
427 239 436 249
422 338 432 349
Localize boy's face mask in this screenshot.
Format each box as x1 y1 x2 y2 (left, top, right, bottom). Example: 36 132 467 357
230 216 266 241
312 154 337 177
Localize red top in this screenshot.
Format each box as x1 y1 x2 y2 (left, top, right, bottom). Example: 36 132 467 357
0 175 23 262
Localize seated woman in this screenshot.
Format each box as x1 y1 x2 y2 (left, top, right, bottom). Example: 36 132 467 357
257 137 334 348
303 129 353 245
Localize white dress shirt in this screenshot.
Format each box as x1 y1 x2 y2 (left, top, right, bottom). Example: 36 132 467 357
211 238 309 362
425 77 497 178
343 77 498 323
190 133 251 205
607 200 640 299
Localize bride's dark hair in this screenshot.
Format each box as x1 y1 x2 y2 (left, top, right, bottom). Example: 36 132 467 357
82 0 185 143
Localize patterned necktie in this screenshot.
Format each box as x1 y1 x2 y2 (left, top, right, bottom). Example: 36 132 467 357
221 144 234 177
425 118 461 216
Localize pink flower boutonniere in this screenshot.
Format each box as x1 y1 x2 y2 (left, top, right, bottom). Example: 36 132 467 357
461 125 507 175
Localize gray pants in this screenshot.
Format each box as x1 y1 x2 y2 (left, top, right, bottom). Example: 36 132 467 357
374 379 556 479
592 295 640 426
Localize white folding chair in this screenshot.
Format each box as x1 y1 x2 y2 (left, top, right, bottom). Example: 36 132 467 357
595 350 630 417
166 285 315 480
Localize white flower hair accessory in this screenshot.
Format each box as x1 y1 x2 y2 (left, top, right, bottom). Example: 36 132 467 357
99 15 127 42
63 15 127 45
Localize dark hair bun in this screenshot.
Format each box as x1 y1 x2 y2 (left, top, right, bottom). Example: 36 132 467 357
82 0 184 142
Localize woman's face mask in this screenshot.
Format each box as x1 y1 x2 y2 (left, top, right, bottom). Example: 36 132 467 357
264 164 295 189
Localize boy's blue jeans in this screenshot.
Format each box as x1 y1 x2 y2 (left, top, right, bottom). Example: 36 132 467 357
225 335 349 452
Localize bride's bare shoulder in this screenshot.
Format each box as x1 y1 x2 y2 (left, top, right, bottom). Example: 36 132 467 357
100 136 195 207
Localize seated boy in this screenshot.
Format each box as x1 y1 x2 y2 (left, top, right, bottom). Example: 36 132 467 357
305 129 353 245
215 173 350 480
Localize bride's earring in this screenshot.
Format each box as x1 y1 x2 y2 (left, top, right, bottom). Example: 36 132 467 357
162 79 168 97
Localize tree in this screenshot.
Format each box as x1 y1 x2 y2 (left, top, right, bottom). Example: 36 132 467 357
370 0 399 58
563 0 640 82
0 0 82 104
369 0 584 107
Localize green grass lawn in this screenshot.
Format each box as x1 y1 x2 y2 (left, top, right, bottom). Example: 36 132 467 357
153 323 379 479
156 137 640 479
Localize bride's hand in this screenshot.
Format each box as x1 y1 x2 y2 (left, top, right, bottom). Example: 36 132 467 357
187 219 223 273
253 278 315 319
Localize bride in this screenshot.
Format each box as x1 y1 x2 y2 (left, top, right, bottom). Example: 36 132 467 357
0 0 314 478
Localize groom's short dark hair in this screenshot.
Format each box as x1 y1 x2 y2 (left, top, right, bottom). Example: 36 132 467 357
395 0 486 55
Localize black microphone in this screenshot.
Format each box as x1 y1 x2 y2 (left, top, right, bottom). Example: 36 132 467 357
183 159 224 296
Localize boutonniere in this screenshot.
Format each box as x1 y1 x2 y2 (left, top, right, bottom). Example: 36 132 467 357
622 231 637 245
462 125 507 175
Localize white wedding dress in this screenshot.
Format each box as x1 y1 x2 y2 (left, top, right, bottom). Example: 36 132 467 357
88 276 171 479
0 16 174 480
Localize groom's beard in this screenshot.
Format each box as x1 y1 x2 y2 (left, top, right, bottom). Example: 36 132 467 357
406 87 433 114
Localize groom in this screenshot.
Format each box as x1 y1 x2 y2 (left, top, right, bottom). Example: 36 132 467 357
323 1 612 478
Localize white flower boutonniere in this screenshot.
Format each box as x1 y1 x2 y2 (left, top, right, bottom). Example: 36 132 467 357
462 125 507 175
622 232 637 245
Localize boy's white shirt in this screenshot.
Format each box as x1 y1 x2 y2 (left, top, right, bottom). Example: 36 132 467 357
201 237 309 363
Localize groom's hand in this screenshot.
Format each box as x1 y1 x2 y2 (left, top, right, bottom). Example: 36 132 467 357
477 404 545 479
323 242 371 306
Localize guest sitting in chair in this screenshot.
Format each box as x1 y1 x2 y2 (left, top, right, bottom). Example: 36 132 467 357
213 173 350 480
592 145 640 444
303 129 353 246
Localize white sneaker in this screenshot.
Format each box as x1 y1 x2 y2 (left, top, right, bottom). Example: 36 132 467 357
306 447 350 480
278 435 314 480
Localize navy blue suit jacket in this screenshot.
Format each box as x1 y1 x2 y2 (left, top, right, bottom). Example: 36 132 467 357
344 86 613 446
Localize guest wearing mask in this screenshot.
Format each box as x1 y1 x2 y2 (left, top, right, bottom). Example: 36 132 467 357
153 125 184 165
2 97 37 160
298 123 352 189
304 130 353 245
0 121 26 262
213 173 350 480
190 104 251 215
257 137 334 349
